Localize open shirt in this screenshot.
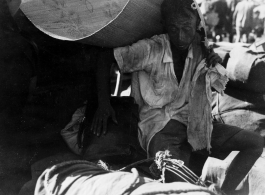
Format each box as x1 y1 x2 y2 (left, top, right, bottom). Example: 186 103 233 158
114 33 214 153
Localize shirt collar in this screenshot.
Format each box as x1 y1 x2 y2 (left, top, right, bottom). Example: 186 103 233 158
163 34 194 63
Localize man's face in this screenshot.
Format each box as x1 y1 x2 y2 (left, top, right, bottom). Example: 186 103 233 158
164 10 198 50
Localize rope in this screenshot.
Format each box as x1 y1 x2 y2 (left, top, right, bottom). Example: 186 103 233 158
120 168 140 195
118 158 155 171
193 0 209 48
117 150 219 194
154 150 208 187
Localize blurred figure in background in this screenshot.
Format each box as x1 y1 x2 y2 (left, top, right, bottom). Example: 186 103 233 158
252 9 264 38
233 0 255 43
209 0 230 42
253 3 265 38
201 0 236 42
226 0 238 42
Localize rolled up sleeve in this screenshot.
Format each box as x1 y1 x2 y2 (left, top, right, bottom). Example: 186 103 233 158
114 36 164 73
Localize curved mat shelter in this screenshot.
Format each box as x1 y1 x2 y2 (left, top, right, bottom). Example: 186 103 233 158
20 0 164 47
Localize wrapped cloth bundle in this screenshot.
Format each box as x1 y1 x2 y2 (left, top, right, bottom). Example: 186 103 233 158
34 160 215 195
226 44 265 93
201 150 265 195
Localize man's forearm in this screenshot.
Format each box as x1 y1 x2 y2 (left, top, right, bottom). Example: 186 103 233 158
96 49 115 106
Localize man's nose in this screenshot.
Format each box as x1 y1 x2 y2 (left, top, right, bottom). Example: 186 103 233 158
178 31 188 44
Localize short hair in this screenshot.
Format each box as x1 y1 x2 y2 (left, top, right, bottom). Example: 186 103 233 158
161 0 198 22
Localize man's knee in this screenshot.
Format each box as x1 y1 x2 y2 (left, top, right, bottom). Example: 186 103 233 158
245 132 264 157
149 120 188 157
222 129 264 157
252 134 264 156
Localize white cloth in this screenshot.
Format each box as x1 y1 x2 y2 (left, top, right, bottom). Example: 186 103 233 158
34 160 213 195
202 149 265 195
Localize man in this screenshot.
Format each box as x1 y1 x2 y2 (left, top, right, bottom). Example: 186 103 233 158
252 10 264 38
226 0 239 42
209 0 229 42
233 0 255 43
253 5 265 38
92 0 263 194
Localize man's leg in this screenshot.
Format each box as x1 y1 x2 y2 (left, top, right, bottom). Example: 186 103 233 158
149 119 192 182
235 26 242 42
211 123 264 195
245 30 250 43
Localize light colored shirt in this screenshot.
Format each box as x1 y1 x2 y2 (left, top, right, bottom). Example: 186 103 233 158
114 34 227 153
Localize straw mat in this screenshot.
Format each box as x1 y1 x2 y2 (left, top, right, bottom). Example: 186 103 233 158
21 0 164 47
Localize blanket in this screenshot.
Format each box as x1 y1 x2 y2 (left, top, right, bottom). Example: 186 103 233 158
34 160 214 195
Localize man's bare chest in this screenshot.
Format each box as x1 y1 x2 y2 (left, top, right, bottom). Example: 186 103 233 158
172 55 186 83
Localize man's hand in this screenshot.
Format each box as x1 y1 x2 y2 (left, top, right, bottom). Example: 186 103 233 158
206 49 222 67
93 47 116 136
91 103 117 137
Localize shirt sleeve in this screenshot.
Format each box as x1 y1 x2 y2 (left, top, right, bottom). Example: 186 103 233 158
114 35 164 73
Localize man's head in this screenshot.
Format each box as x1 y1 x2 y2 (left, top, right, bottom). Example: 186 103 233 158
161 0 200 50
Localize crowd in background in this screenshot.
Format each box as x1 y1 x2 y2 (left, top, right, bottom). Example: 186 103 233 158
198 0 265 43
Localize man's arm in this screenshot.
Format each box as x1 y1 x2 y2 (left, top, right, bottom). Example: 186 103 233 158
92 37 157 136
232 4 239 25
96 49 115 109
91 48 117 137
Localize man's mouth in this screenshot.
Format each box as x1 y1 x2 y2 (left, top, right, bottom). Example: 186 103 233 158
177 45 188 49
